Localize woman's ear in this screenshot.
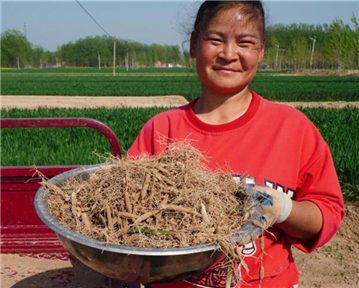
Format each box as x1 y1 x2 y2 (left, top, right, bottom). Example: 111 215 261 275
190 32 197 59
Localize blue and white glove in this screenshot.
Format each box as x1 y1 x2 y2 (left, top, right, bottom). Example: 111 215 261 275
234 184 293 245
245 184 293 227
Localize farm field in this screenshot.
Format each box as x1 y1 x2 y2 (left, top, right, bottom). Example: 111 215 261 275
1 105 359 288
1 106 358 202
1 68 359 199
1 67 359 288
2 68 359 101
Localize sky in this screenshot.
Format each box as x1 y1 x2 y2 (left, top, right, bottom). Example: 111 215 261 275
1 0 358 52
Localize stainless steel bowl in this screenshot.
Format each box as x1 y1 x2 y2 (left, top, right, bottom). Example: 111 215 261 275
34 165 224 283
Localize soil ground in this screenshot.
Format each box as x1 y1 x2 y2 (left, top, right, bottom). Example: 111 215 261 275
1 96 358 287
292 202 359 288
2 95 359 109
1 95 189 109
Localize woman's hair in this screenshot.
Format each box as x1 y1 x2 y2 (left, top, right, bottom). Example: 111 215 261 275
193 0 266 40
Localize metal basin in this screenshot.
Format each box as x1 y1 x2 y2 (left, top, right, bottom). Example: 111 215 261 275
34 165 224 283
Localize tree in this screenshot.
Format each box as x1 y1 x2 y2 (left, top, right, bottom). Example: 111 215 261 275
60 42 76 66
183 50 195 69
323 18 353 71
169 45 181 65
288 36 310 70
263 34 280 69
1 29 32 68
32 46 46 68
351 14 359 68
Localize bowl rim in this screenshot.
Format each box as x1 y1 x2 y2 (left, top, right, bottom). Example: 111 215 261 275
34 164 219 256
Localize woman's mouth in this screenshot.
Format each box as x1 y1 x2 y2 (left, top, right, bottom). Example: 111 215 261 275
213 66 239 73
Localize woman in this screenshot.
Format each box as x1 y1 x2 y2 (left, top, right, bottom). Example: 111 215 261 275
128 1 344 287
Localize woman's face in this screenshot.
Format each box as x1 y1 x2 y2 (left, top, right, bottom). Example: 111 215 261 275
191 7 265 96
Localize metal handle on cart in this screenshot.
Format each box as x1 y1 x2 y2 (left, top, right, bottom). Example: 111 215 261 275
1 117 121 157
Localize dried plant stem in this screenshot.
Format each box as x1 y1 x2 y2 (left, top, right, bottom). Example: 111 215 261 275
141 173 151 200
226 266 233 288
124 191 132 214
201 203 211 226
134 211 159 224
81 213 92 230
118 211 137 220
161 204 201 217
106 204 113 230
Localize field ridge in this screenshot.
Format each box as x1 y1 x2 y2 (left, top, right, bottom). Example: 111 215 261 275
2 95 359 109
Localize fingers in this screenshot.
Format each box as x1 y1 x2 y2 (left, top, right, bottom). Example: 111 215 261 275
249 185 273 206
252 184 274 194
235 221 263 246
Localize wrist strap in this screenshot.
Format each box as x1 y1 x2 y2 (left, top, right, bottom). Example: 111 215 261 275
276 192 292 224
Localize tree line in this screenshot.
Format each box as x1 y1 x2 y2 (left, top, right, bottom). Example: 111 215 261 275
60 36 182 68
1 30 182 68
1 16 358 70
263 16 359 70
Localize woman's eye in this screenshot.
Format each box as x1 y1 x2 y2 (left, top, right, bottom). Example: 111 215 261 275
239 41 254 46
209 38 221 44
239 41 260 50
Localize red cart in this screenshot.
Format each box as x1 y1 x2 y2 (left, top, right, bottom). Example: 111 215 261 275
0 118 141 287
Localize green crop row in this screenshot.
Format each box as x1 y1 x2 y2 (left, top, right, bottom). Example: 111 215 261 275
251 75 359 102
1 106 358 201
1 107 166 165
1 74 201 100
2 69 358 101
1 67 192 74
300 107 359 201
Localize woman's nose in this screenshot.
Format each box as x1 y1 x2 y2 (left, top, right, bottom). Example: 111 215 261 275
219 42 238 62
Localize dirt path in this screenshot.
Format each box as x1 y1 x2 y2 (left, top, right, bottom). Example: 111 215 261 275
2 95 359 109
1 95 189 109
292 202 359 288
276 101 359 109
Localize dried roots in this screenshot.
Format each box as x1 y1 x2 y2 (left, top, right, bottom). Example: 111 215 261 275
42 140 261 282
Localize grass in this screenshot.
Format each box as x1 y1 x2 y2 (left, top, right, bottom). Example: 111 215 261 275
1 68 358 200
1 67 191 74
1 106 358 202
2 68 359 102
1 107 165 165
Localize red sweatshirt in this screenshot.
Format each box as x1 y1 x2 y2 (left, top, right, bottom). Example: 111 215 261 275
128 91 344 288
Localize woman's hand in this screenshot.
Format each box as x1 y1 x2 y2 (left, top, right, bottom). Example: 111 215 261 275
245 185 323 239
